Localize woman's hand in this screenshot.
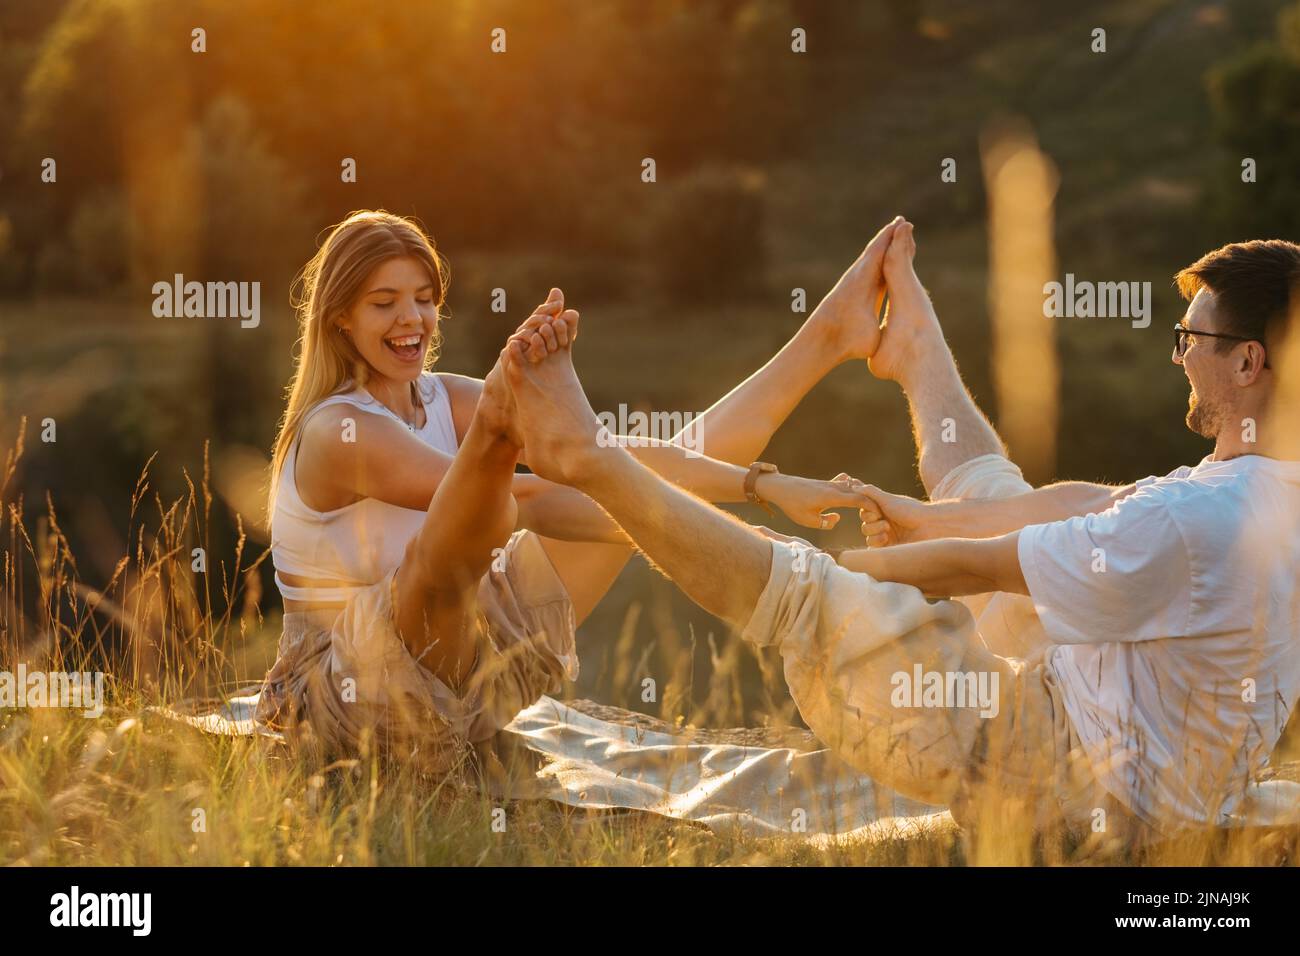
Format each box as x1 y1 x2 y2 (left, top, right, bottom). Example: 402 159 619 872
757 473 873 531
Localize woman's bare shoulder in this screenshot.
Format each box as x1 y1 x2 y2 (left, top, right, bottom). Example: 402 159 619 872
297 401 406 468
433 371 485 400
431 372 484 439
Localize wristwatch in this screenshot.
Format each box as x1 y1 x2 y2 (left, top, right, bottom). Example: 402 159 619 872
744 461 779 517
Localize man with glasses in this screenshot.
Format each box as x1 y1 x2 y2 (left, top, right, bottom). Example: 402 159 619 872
500 226 1300 841
832 234 1300 837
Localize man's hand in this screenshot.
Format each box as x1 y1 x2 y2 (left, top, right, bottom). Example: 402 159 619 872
854 483 936 547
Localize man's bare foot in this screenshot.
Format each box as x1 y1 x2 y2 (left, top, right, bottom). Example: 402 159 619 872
807 216 903 362
502 320 606 489
868 220 951 385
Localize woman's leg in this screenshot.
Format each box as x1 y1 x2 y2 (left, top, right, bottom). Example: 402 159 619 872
539 217 903 625
391 364 523 687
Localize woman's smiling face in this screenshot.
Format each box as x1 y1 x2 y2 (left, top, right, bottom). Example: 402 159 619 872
337 256 440 383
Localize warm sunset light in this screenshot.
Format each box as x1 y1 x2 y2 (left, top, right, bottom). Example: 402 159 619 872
1 0 1297 930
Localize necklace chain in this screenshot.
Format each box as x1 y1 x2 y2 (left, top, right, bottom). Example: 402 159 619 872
402 381 422 431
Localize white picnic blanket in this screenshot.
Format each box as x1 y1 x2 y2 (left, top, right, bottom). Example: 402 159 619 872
153 691 1300 840
153 691 951 841
501 696 951 843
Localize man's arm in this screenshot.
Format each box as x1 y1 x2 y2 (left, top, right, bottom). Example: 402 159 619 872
862 480 1138 546
928 482 1136 537
838 532 1027 598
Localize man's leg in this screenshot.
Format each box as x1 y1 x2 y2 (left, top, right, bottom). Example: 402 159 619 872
538 218 904 623
871 221 1046 659
870 221 1006 497
504 337 990 805
677 215 904 464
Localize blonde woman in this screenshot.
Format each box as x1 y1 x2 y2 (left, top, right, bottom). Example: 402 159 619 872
258 209 899 768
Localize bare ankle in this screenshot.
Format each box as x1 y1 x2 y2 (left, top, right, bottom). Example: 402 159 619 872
797 312 854 363
466 420 523 465
898 347 958 394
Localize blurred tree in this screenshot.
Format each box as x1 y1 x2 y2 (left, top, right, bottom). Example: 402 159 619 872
882 0 923 34
1205 2 1300 238
195 96 308 281
648 165 766 300
191 95 309 449
0 0 75 235
8 0 809 272
0 216 25 292
66 190 131 291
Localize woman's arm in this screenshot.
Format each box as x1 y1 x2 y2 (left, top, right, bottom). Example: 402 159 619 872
615 438 866 528
295 401 627 540
511 474 628 543
443 373 871 531
838 532 1028 598
445 373 755 500
292 384 862 549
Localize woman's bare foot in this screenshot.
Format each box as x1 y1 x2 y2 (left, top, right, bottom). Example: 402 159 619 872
868 220 951 385
807 216 903 362
475 298 580 449
477 354 525 450
502 332 605 489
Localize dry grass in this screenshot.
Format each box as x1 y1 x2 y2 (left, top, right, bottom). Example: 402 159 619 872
1 422 1297 867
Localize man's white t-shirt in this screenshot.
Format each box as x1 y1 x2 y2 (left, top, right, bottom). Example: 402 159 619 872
1017 455 1300 830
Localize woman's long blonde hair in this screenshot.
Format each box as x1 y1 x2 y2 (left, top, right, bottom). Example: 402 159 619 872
267 210 449 513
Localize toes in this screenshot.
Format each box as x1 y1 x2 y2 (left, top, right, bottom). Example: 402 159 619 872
537 322 559 353
518 311 558 339
541 288 564 312
503 340 529 383
553 309 579 348
887 221 916 263
870 215 904 246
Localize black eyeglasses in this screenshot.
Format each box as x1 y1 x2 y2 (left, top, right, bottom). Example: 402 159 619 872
1172 323 1267 365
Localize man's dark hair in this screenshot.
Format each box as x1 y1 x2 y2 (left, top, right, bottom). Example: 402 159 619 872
1176 239 1300 358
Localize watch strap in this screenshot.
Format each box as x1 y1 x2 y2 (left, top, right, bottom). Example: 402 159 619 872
744 461 779 516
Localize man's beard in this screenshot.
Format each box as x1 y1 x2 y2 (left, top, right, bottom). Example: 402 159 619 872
1186 388 1222 438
